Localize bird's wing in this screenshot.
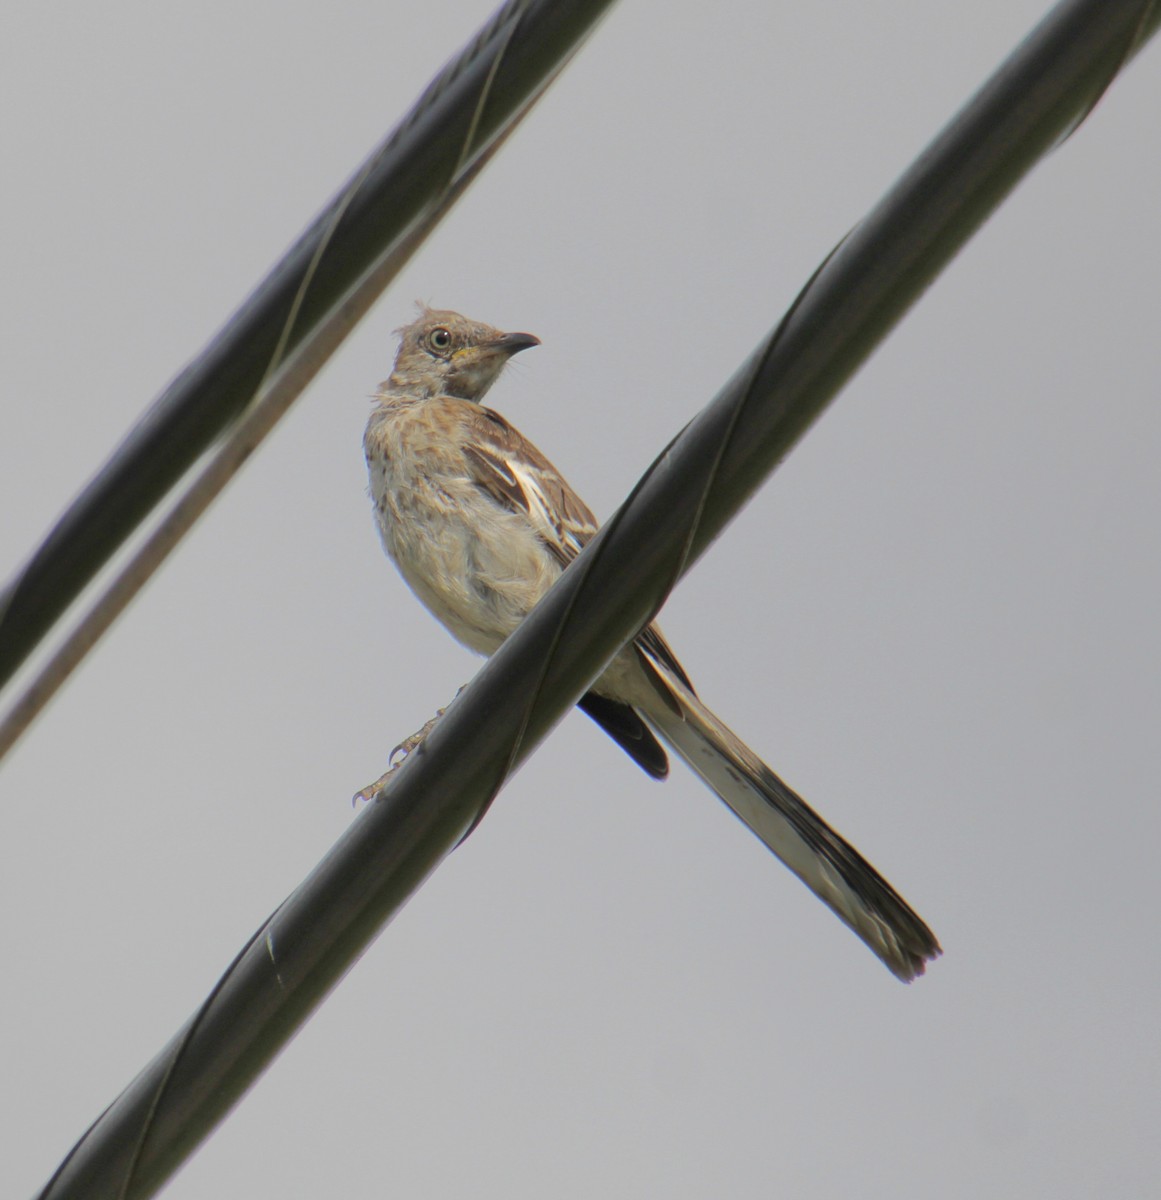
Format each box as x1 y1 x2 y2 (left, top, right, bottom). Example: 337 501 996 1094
463 403 669 779
463 406 696 692
464 405 597 568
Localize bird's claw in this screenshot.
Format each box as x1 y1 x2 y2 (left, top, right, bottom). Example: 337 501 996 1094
351 773 391 806
352 706 448 805
388 711 443 765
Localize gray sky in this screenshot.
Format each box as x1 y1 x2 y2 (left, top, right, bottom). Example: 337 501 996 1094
2 3 1159 1197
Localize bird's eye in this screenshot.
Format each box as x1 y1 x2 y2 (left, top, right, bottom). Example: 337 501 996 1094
427 327 452 353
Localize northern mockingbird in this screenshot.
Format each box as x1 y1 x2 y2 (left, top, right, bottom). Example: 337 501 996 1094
363 307 940 980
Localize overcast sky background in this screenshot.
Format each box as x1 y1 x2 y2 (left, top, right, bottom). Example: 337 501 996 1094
2 3 1159 1197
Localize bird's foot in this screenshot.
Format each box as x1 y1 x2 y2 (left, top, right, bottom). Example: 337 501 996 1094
389 709 446 765
352 702 452 805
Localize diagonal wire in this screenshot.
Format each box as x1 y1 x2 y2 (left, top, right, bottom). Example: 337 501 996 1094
33 3 1160 1198
0 0 617 715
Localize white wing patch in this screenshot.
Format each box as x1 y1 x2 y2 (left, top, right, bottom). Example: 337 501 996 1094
504 456 592 565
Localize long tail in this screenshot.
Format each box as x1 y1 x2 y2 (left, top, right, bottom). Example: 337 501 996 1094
639 664 941 981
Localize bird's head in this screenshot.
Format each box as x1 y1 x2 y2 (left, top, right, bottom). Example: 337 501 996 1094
387 307 540 401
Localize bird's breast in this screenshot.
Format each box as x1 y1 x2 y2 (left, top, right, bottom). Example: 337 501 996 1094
364 402 560 655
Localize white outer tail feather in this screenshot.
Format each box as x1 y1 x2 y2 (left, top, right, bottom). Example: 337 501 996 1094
638 661 940 981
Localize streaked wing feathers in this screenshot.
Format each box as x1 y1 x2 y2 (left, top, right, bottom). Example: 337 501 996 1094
465 406 597 568
465 403 697 702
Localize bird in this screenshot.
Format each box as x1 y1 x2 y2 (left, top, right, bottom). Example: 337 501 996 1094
362 306 940 981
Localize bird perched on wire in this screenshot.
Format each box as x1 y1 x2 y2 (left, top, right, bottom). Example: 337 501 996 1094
362 306 940 981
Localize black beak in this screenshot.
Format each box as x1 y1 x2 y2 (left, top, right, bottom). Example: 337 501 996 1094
494 331 541 356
